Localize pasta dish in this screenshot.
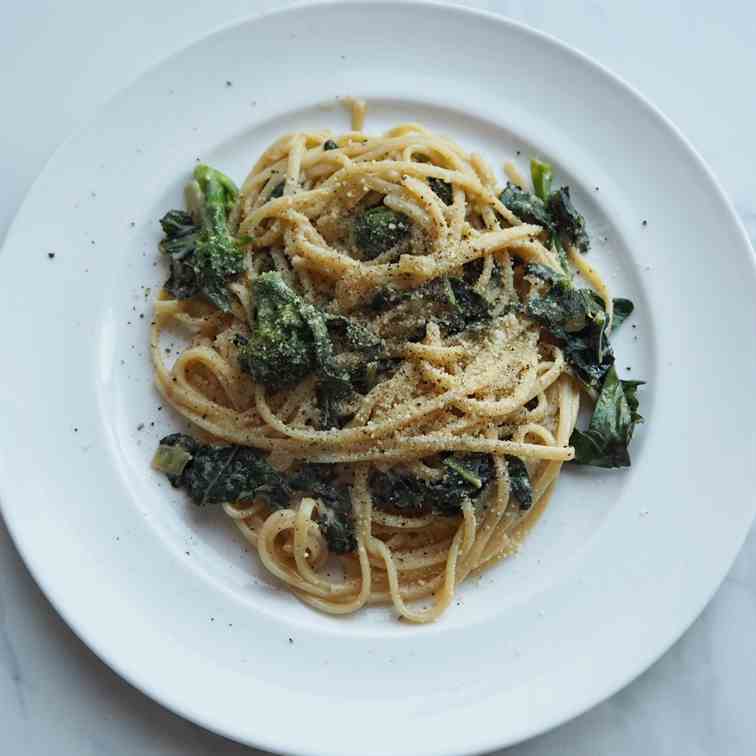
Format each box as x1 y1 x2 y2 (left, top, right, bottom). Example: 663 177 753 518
150 100 643 622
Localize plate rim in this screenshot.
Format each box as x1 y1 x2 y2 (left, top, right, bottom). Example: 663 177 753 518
1 2 754 754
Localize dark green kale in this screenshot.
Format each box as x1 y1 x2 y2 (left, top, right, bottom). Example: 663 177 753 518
158 165 245 311
152 433 200 486
369 276 491 340
547 186 590 254
289 465 356 553
314 314 385 428
500 158 590 256
235 272 319 388
611 298 634 333
153 434 292 507
269 181 285 199
353 206 410 259
506 456 533 510
370 453 494 517
525 264 634 390
428 177 453 205
159 211 202 299
499 183 553 228
570 367 644 468
323 139 339 151
236 272 383 408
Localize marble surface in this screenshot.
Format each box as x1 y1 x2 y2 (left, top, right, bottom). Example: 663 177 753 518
2 1 756 753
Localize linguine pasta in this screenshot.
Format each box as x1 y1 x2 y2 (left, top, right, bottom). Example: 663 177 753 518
150 100 638 623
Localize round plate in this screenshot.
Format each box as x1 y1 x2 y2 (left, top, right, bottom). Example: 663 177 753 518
1 2 754 754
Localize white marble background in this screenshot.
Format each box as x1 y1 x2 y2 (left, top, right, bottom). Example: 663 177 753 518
2 1 755 754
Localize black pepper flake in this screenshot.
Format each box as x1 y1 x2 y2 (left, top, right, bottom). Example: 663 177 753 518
129 221 135 227
139 313 144 319
73 427 79 432
90 240 96 245
516 150 521 156
594 186 599 191
642 219 648 226
47 252 55 259
288 637 293 644
225 80 232 87
632 324 637 329
157 406 163 411
185 551 190 556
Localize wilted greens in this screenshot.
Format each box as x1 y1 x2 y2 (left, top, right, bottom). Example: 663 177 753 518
235 272 383 429
499 158 590 256
153 434 292 508
158 165 246 311
353 206 410 259
153 436 358 552
570 367 644 468
289 465 356 553
370 275 492 341
370 453 495 516
524 263 634 391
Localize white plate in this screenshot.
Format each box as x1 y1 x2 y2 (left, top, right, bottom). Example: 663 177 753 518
1 2 755 754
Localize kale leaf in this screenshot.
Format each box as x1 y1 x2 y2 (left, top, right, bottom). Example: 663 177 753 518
500 159 590 255
507 456 533 510
611 298 634 333
570 367 644 468
153 434 292 507
159 211 202 299
323 139 339 151
547 186 590 254
235 272 318 388
353 206 410 259
289 465 356 553
500 183 553 228
158 165 245 311
369 276 491 340
370 453 494 517
525 264 619 390
428 177 453 205
236 272 383 419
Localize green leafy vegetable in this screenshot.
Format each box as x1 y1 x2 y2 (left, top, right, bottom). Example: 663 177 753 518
153 434 358 552
152 433 199 486
235 272 321 388
570 367 644 468
611 298 634 333
269 181 285 199
525 263 621 389
547 186 590 254
159 210 202 299
370 276 491 340
499 183 553 228
500 159 590 256
353 206 410 259
153 434 292 507
158 165 245 311
428 177 453 205
370 453 494 516
323 139 339 151
507 456 533 510
530 159 553 201
289 465 356 553
236 273 383 412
